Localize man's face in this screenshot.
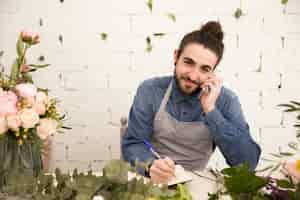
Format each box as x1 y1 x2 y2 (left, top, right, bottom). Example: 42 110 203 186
174 43 218 95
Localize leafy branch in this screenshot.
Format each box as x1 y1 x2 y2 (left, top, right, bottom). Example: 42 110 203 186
208 163 300 200
279 101 300 138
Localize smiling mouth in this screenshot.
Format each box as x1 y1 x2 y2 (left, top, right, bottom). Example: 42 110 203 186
182 79 198 88
182 77 199 85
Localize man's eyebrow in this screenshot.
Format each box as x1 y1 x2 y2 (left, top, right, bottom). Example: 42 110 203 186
183 57 195 63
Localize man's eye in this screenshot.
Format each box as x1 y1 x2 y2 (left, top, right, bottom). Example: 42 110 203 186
201 66 212 72
184 61 192 64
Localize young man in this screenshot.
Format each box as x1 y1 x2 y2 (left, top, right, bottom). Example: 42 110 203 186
122 21 261 183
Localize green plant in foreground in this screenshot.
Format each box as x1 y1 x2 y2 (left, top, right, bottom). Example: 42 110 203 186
0 159 193 200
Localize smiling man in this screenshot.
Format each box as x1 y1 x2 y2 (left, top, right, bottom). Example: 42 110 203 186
122 21 261 183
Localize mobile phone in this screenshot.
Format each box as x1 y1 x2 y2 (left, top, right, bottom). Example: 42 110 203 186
202 85 211 93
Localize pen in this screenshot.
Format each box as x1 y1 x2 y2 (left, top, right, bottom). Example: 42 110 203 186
143 139 177 178
143 139 161 159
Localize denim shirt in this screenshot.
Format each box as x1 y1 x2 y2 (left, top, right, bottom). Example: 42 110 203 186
122 76 261 170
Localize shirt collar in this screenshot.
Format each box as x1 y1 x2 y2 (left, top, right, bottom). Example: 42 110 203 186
171 76 201 104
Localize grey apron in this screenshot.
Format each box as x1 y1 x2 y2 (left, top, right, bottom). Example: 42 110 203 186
152 80 214 171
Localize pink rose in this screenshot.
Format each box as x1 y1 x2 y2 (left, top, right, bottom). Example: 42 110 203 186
37 118 58 139
20 64 30 73
21 30 40 45
34 102 46 115
0 116 8 134
16 83 37 98
6 114 21 131
0 90 18 116
20 108 39 128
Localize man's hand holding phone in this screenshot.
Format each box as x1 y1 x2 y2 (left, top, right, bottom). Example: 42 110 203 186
199 74 223 113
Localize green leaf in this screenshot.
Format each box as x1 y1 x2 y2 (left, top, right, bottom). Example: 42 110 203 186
59 34 63 44
153 33 166 37
276 179 295 189
285 108 300 112
61 126 72 130
166 13 176 22
290 101 300 106
146 36 152 52
99 32 108 40
288 142 299 151
16 34 25 58
279 151 294 156
270 163 281 173
221 163 268 195
146 0 153 12
281 0 288 5
278 103 297 109
28 64 50 68
234 8 243 19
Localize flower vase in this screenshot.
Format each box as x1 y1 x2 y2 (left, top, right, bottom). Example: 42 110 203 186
0 134 43 188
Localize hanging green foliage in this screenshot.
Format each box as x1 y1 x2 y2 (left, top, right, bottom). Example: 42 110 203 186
166 13 176 22
147 0 153 12
234 8 243 19
146 36 153 52
99 32 108 41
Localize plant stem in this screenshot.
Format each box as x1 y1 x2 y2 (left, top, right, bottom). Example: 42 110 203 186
15 44 29 83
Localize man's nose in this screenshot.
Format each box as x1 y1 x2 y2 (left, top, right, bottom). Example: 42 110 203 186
188 69 201 82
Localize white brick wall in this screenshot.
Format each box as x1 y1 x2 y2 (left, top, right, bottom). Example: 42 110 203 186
1 0 300 172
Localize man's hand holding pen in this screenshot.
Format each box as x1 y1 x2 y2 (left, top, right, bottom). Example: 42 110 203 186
149 157 176 184
143 139 176 183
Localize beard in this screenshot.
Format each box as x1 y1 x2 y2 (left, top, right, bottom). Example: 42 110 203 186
174 71 200 95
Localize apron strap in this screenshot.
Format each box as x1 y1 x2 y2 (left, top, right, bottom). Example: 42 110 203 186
156 79 173 116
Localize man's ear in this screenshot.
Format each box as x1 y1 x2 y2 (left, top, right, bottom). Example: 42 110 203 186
173 49 179 65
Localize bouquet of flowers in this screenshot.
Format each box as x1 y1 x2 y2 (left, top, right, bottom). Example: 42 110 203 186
0 31 68 187
206 101 300 200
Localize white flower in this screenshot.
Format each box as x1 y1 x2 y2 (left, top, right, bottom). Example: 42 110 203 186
36 91 48 104
20 108 39 128
0 116 8 135
36 118 58 139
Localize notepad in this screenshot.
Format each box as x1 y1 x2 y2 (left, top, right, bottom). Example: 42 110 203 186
167 165 193 186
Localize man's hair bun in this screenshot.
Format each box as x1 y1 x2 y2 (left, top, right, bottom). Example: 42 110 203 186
177 20 225 67
200 21 224 41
